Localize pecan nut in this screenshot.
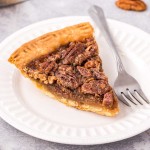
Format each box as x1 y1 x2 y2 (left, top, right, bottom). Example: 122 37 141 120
116 0 147 11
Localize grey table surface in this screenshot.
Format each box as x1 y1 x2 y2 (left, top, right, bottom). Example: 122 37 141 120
0 0 150 149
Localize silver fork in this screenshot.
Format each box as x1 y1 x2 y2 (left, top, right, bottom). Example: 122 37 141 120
88 5 150 107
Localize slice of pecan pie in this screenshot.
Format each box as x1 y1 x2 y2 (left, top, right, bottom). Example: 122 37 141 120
9 23 119 116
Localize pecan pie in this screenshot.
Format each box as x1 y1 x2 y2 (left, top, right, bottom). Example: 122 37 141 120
8 23 119 116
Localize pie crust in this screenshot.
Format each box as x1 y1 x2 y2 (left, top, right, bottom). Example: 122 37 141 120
8 22 119 117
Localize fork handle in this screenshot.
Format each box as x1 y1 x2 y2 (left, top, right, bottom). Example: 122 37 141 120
88 5 126 73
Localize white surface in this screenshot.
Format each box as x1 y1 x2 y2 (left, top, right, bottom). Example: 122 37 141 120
0 16 150 145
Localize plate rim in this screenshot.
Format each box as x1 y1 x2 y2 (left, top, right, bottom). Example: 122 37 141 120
0 16 150 145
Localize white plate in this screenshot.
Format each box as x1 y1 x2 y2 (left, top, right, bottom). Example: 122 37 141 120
0 16 150 145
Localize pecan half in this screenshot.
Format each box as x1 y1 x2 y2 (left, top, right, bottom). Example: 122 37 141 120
115 0 147 11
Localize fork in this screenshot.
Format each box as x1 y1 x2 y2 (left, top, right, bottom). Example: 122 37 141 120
88 5 150 107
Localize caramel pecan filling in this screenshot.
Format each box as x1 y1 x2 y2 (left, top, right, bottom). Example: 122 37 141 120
24 37 115 108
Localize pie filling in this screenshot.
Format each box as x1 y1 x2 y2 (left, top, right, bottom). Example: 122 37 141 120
24 37 115 109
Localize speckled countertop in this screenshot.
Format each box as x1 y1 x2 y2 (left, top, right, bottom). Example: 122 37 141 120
0 0 150 149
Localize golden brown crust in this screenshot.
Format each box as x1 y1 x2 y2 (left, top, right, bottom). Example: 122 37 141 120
8 22 119 117
34 80 119 117
8 22 93 70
